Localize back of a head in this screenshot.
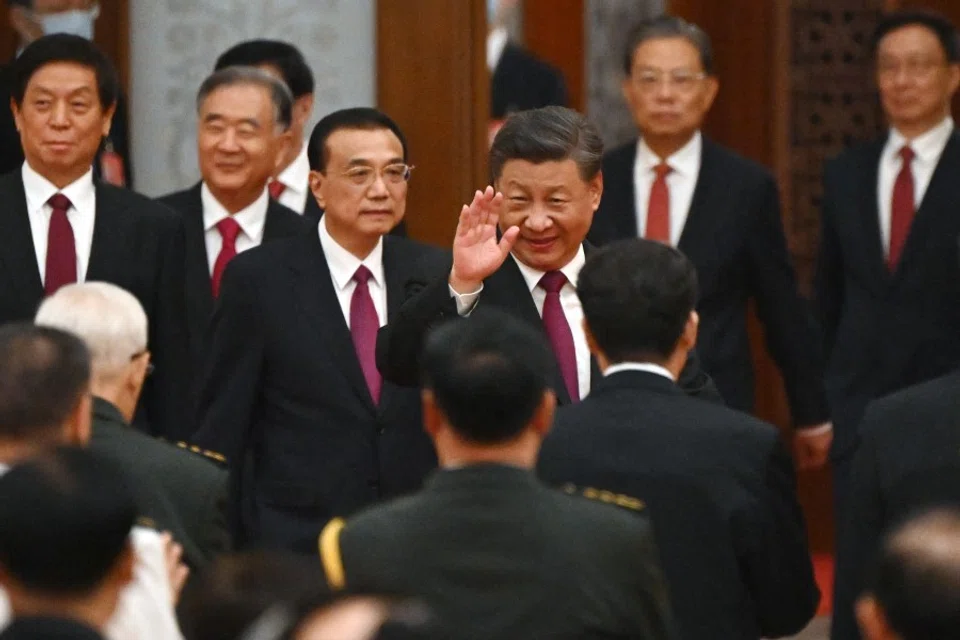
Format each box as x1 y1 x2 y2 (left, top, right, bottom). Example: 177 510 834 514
12 32 119 109
307 107 408 172
0 446 136 597
420 309 554 444
215 39 315 98
0 323 90 444
35 282 147 384
488 106 603 184
868 509 960 639
577 238 698 364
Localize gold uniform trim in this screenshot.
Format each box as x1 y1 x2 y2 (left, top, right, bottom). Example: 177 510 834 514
174 441 227 464
319 517 347 590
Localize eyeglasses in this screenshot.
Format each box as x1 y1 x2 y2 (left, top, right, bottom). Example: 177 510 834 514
631 69 707 94
130 349 154 376
340 163 414 188
877 58 947 81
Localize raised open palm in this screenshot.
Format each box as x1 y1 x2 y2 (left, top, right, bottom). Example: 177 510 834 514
449 186 520 292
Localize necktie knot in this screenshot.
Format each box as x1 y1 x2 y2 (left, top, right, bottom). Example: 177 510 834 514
48 193 72 212
899 145 915 165
353 265 373 286
538 270 567 294
268 180 286 200
654 162 672 179
216 217 241 243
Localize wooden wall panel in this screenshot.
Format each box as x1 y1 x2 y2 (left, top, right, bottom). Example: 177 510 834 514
377 0 488 247
523 0 585 111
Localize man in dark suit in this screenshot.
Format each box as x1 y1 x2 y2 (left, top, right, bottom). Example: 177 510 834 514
159 66 312 414
831 371 960 639
488 0 568 120
35 282 231 571
588 15 831 469
816 11 960 509
320 310 674 640
191 108 448 553
0 34 187 439
214 40 407 236
377 105 719 406
537 238 819 640
0 448 137 640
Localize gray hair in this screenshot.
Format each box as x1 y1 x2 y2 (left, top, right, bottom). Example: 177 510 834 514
622 16 714 76
196 65 294 131
34 282 147 383
489 106 603 183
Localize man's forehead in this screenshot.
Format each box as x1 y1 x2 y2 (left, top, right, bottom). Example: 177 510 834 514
326 128 403 161
498 158 584 188
201 84 272 114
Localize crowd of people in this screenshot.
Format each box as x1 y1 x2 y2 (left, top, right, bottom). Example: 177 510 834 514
0 1 959 639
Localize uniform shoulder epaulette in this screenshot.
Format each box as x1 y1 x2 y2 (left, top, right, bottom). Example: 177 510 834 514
560 483 646 512
174 441 227 464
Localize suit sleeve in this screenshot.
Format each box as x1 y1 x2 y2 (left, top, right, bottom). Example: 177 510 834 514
191 259 264 544
746 175 830 427
733 436 820 637
619 518 679 640
831 411 884 640
677 348 724 404
144 214 191 440
815 162 844 363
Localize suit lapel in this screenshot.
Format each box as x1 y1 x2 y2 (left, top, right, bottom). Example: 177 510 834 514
379 237 417 413
179 185 215 351
677 139 724 258
0 172 43 304
87 184 134 282
606 142 640 238
263 200 291 241
289 235 378 413
859 139 891 283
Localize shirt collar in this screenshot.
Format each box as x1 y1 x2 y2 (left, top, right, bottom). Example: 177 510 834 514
21 161 95 214
603 361 675 381
887 116 955 165
511 244 586 293
201 182 269 240
487 26 509 71
636 131 702 177
276 143 310 195
317 214 385 291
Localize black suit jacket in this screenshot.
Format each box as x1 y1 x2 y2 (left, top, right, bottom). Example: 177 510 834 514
303 193 408 236
192 233 449 552
831 370 960 640
491 43 568 119
538 370 820 640
816 131 960 455
0 617 102 640
90 397 230 570
590 138 828 426
0 170 188 439
376 248 720 405
322 464 675 640
157 184 313 394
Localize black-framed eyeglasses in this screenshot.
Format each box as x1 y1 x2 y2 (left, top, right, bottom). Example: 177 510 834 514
130 349 154 376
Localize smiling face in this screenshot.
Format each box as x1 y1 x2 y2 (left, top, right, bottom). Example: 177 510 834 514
12 61 114 188
496 158 602 272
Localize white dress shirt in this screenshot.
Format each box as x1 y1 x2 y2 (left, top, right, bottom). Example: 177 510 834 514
604 361 675 381
318 215 387 328
201 183 269 275
877 117 954 257
274 144 311 215
633 132 702 246
22 162 97 284
487 26 509 72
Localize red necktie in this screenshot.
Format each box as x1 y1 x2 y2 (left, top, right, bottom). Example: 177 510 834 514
44 193 77 296
539 271 579 403
210 217 241 298
645 163 672 243
350 265 382 404
888 145 915 271
268 180 286 200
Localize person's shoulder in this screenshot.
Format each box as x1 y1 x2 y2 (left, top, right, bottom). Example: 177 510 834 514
602 140 638 168
825 136 887 174
544 486 653 548
268 199 313 229
155 185 196 211
862 371 960 440
99 184 181 224
338 491 431 550
95 423 226 479
701 138 773 185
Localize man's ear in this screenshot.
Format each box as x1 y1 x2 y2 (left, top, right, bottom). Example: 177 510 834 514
530 389 557 438
294 94 315 128
679 310 699 351
421 389 441 438
65 392 93 446
308 169 327 210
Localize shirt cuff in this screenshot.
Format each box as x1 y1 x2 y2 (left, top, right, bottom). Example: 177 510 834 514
449 283 483 316
797 423 833 437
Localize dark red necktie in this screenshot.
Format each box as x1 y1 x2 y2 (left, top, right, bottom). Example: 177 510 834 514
268 180 286 200
539 271 579 403
888 145 915 271
351 265 382 404
44 193 77 296
211 217 241 298
644 163 672 243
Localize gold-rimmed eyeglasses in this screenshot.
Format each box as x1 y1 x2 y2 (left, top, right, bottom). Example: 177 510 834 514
632 69 708 94
341 163 414 188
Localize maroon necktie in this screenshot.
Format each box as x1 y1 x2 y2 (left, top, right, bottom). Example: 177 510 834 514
210 217 241 298
644 163 672 243
351 265 382 404
888 146 915 271
539 270 579 403
44 193 77 296
268 180 286 201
